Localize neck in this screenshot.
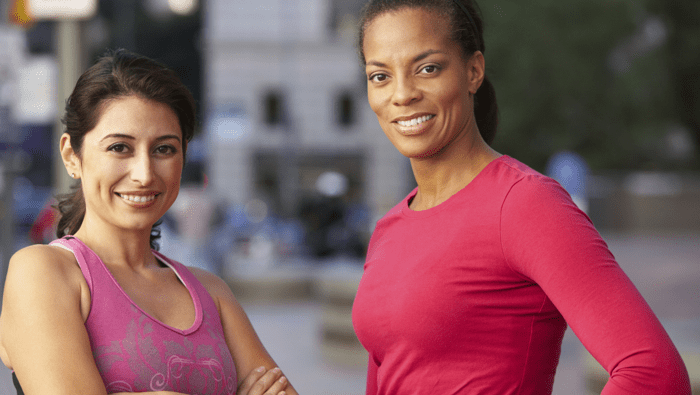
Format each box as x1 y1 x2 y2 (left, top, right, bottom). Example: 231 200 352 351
409 127 500 211
73 216 156 270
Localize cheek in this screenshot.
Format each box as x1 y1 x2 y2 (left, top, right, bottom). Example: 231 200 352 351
367 88 388 119
164 160 184 186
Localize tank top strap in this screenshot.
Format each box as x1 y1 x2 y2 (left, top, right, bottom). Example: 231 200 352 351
151 250 205 332
49 236 94 294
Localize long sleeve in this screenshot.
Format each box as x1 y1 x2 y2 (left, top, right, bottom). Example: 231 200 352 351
365 355 379 395
500 176 691 394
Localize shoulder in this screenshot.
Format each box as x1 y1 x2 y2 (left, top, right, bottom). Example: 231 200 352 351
186 266 237 311
187 267 230 295
493 157 570 208
1 245 85 347
7 244 81 282
3 245 84 311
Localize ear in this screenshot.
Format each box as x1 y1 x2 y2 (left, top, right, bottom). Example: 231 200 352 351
60 133 81 179
466 51 485 95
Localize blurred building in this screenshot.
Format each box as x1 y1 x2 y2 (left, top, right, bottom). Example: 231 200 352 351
203 0 410 221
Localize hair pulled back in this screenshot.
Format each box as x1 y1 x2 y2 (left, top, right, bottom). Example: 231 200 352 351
55 49 196 249
358 0 498 145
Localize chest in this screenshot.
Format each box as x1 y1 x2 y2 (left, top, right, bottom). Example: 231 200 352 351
352 212 552 354
86 262 237 394
107 265 196 331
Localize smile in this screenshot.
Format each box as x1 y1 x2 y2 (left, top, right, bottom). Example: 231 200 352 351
396 115 434 127
116 193 158 203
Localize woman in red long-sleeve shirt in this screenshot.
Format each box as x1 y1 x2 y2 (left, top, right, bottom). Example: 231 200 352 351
351 0 691 393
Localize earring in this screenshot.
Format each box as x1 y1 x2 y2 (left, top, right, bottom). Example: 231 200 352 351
71 173 76 178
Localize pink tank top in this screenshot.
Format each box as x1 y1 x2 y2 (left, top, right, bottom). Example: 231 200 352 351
50 236 237 394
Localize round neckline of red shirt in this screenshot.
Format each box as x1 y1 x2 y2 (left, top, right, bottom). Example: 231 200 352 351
401 155 509 219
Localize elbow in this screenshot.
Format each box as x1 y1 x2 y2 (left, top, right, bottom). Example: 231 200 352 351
606 349 692 394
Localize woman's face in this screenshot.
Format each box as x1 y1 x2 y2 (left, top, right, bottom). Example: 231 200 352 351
65 95 184 233
363 7 482 159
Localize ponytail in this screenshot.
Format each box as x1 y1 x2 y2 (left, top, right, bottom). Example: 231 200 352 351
55 185 86 239
474 76 498 145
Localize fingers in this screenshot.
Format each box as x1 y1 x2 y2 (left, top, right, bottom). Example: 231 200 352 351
238 366 289 395
261 370 288 395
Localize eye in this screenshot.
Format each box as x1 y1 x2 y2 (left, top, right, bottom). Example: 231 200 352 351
368 73 388 83
108 143 129 153
154 145 177 155
419 65 441 75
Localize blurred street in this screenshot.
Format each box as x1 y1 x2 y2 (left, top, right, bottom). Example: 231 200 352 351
1 230 695 395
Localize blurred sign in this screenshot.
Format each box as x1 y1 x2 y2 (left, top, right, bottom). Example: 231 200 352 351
210 106 251 143
14 56 58 124
0 28 26 143
27 0 97 20
546 151 589 213
8 0 33 27
0 27 24 107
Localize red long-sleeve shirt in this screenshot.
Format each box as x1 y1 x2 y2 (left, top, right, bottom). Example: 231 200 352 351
352 156 690 394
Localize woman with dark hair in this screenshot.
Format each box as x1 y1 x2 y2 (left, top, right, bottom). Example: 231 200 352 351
351 1 690 394
0 49 296 395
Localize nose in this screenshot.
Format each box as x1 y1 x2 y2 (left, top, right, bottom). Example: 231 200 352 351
130 152 154 185
392 76 422 106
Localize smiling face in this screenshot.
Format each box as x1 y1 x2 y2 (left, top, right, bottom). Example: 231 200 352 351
363 7 483 159
62 95 184 234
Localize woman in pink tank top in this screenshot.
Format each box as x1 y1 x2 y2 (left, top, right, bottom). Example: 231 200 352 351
0 49 297 395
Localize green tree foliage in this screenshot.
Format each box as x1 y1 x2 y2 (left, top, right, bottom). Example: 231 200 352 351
482 0 687 170
647 0 700 154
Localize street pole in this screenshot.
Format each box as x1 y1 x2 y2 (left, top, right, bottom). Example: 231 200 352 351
0 153 15 298
53 20 82 196
278 0 300 217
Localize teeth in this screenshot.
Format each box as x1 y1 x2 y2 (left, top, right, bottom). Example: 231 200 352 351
397 115 434 127
118 194 156 203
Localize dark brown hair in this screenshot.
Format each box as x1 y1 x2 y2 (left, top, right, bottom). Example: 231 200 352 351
358 0 498 145
55 49 196 249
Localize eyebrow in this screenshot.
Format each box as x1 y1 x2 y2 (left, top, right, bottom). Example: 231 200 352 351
101 133 182 143
366 49 446 68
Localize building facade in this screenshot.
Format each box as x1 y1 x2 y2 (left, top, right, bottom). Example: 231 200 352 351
203 0 411 221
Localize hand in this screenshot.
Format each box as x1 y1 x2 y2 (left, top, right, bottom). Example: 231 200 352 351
237 366 289 395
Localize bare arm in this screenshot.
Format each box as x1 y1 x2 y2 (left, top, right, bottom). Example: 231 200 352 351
0 246 108 394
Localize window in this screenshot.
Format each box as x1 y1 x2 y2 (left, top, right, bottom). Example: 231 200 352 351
263 90 284 126
336 90 355 127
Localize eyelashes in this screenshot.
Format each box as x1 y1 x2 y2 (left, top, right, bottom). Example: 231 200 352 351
367 63 443 84
106 143 179 155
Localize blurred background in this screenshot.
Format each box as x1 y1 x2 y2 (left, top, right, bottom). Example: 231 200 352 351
0 0 698 394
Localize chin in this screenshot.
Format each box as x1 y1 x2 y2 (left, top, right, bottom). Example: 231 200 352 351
394 144 442 159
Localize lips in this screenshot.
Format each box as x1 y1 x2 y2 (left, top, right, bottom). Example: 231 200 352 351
395 114 435 127
392 113 435 135
115 192 159 204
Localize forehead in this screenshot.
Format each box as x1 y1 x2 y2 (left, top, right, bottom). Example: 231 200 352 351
363 8 454 61
88 96 182 140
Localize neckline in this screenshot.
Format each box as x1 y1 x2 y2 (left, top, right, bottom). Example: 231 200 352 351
401 155 508 218
69 236 203 335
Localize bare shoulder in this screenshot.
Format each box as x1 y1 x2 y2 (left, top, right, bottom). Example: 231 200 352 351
6 244 81 283
0 244 86 368
187 267 236 303
2 244 85 313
